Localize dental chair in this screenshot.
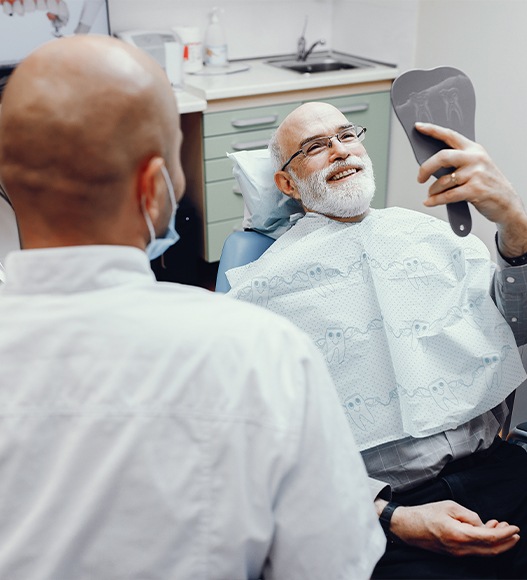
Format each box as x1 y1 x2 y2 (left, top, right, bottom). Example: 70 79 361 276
215 230 274 293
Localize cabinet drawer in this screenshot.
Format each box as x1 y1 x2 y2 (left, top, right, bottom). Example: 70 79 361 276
205 157 234 182
206 179 244 223
206 217 244 262
321 92 390 133
204 128 273 160
203 102 297 137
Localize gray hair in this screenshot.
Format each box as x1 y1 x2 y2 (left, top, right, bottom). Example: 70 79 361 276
268 129 285 172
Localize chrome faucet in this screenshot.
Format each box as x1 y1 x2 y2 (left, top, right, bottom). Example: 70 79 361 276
296 16 326 61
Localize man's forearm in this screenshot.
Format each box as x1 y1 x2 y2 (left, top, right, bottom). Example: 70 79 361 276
491 255 527 347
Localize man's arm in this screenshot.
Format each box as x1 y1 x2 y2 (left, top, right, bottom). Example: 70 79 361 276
416 122 527 346
374 124 524 555
374 498 520 556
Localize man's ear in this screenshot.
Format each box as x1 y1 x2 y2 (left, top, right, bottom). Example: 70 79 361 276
275 171 302 202
137 156 165 220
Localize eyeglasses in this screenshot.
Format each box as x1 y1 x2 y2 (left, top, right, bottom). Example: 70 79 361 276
281 125 367 172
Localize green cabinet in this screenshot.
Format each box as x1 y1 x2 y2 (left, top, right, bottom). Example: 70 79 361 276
199 90 391 262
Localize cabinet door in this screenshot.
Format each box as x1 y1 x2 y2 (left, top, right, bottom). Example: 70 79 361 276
304 92 391 209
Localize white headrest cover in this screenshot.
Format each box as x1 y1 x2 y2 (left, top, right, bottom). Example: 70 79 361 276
228 149 304 239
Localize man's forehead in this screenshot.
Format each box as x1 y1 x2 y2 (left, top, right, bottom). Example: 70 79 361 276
282 104 348 146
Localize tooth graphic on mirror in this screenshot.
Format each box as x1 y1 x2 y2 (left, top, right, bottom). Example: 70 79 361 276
57 0 67 18
12 0 24 15
46 0 59 15
2 1 14 16
24 0 37 12
36 0 47 10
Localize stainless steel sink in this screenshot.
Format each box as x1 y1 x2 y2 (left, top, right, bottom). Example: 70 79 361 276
281 61 359 73
265 52 374 74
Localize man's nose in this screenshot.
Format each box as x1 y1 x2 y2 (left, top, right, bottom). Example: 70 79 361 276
328 137 350 161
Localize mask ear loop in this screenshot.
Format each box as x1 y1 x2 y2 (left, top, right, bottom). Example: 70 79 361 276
161 165 177 210
159 165 178 269
141 196 157 247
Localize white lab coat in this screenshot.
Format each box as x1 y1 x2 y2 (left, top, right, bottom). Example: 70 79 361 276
0 196 18 266
0 245 385 580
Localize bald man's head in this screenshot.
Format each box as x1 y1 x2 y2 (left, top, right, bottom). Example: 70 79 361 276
0 35 184 248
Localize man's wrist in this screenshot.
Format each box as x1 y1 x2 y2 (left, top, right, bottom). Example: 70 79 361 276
496 232 527 266
379 501 401 543
374 498 388 517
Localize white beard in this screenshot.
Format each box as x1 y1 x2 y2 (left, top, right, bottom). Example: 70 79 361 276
290 154 376 218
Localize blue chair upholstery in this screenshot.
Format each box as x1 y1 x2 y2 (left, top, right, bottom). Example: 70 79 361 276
215 230 274 293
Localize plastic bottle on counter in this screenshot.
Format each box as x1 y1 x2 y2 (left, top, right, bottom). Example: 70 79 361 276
204 7 228 67
173 26 203 73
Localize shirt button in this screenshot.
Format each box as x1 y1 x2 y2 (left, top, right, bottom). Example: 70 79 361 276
507 276 516 284
512 317 518 323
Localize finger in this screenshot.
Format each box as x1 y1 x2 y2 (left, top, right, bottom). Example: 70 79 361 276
415 122 473 150
450 504 484 527
417 149 468 184
423 183 475 208
467 523 520 544
427 170 463 196
461 535 520 557
484 520 500 529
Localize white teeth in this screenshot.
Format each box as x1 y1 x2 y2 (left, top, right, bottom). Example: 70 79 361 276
331 168 357 181
25 0 37 12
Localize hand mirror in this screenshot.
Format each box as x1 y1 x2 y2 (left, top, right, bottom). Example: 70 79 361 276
391 67 476 237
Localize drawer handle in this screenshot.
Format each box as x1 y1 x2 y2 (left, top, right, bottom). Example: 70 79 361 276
338 103 369 114
232 139 270 151
231 115 278 128
233 185 242 196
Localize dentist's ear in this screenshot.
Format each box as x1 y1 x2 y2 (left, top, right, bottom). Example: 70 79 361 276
138 156 165 219
275 171 302 202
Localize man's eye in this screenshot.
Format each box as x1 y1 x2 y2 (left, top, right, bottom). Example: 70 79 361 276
339 130 357 141
305 141 325 154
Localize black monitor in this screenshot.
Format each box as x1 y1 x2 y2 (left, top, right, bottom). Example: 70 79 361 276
0 0 111 93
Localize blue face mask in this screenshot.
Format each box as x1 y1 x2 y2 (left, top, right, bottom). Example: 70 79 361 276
143 165 180 261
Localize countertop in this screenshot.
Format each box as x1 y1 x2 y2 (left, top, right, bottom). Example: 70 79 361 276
174 88 207 114
177 53 398 112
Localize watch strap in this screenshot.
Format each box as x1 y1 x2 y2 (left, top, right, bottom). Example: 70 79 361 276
379 501 400 542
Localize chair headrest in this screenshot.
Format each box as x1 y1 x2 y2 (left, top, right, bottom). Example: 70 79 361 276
228 149 304 239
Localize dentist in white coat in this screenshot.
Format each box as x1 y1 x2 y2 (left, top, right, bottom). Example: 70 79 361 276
0 35 384 580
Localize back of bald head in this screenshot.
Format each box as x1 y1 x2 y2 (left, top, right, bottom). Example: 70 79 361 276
0 35 180 241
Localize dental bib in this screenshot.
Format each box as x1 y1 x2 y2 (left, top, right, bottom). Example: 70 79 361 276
227 208 527 450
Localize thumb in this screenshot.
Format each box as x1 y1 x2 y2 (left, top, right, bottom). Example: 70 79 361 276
450 503 484 527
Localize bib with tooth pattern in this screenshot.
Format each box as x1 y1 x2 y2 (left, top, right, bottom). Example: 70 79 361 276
227 208 527 450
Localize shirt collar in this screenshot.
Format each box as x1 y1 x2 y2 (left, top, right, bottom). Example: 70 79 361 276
2 245 155 295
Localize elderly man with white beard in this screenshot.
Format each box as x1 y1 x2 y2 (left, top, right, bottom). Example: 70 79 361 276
227 101 527 579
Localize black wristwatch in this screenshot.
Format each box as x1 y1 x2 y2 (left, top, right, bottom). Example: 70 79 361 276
379 501 400 543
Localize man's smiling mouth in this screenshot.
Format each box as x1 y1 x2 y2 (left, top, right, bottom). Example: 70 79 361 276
329 167 360 182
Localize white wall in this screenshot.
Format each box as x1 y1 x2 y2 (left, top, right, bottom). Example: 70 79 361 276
335 0 527 258
332 0 418 72
108 0 334 61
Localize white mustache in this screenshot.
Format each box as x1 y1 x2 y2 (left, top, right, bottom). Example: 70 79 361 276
321 157 366 179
